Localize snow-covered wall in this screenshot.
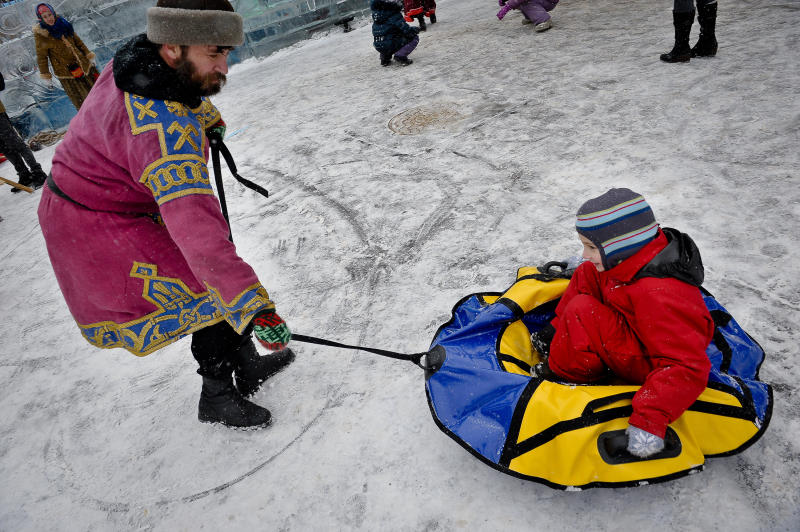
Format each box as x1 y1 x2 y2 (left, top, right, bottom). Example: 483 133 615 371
0 0 369 138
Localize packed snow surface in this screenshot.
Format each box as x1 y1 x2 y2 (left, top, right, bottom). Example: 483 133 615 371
1 0 799 530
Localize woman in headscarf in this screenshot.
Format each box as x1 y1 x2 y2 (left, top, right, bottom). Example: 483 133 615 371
33 3 99 110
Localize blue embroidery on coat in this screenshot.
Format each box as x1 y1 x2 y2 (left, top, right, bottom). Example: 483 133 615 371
125 94 222 205
78 262 272 356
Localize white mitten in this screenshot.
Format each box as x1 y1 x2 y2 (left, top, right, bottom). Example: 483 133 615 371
626 425 665 458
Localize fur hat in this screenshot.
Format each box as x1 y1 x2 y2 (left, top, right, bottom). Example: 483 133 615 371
575 188 659 270
147 0 243 47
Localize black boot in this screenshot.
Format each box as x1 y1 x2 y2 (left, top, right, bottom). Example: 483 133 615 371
530 323 555 359
691 2 718 57
198 376 272 428
660 10 694 63
234 340 295 397
429 13 436 24
9 170 32 194
380 53 392 67
416 14 426 31
394 55 413 65
530 359 558 380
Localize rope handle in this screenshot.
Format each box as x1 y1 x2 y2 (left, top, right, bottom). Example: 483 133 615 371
210 136 270 199
209 135 270 242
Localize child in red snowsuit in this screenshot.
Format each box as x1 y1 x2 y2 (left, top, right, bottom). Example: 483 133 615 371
403 0 436 31
531 188 714 458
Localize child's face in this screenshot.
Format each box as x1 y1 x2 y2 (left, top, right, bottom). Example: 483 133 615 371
578 234 604 272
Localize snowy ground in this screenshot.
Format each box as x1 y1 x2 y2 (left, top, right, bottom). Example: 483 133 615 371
1 0 799 529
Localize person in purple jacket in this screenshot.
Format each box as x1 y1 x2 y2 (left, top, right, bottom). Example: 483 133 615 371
497 0 558 32
37 0 294 430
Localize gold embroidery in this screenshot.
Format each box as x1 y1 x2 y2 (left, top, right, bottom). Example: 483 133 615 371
78 262 223 356
134 100 158 120
149 159 207 191
124 94 222 204
165 101 188 117
206 282 275 334
125 94 168 155
77 263 273 355
140 157 212 205
167 122 200 151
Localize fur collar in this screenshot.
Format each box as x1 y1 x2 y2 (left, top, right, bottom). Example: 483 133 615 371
32 24 55 38
112 34 202 108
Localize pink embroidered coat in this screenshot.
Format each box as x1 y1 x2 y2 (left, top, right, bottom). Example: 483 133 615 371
38 64 275 356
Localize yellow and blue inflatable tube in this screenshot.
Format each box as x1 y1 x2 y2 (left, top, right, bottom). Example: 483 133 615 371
425 267 773 490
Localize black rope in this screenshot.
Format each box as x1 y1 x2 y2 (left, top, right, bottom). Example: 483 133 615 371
292 334 428 368
209 135 271 242
212 137 271 198
210 141 232 241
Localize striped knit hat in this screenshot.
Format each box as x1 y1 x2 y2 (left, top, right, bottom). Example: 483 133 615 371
575 188 659 270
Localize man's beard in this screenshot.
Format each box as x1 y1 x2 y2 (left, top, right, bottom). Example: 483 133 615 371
175 56 226 97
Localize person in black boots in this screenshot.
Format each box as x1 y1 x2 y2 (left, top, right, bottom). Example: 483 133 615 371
37 0 295 430
194 318 293 428
660 0 718 63
0 72 47 193
691 1 717 58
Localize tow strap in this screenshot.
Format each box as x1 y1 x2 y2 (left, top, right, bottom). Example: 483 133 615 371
210 137 429 368
292 334 429 367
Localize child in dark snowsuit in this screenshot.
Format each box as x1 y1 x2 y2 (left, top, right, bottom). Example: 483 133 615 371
530 188 714 458
371 0 420 66
403 0 436 31
497 0 558 32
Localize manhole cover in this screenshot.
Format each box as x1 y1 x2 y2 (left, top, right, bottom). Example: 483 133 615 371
388 103 465 135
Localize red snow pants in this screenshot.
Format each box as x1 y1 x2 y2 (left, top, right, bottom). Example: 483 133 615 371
548 293 653 385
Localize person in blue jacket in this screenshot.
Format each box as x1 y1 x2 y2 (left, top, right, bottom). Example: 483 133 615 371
371 0 420 66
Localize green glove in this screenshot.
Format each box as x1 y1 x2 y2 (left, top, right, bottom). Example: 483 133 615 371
206 118 227 143
252 309 291 351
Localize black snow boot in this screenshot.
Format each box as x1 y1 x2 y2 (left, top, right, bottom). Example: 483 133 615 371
394 55 413 66
9 169 32 194
530 359 558 380
416 14 426 31
530 323 555 359
198 376 272 428
234 340 295 397
429 13 436 24
691 2 718 57
380 53 392 67
660 10 694 63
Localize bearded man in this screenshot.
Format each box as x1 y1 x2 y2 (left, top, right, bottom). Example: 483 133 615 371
37 0 294 429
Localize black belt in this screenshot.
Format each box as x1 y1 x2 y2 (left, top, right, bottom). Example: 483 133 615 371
46 174 160 224
46 173 91 210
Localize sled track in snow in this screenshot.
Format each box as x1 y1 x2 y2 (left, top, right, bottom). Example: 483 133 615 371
43 396 333 511
250 164 371 247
